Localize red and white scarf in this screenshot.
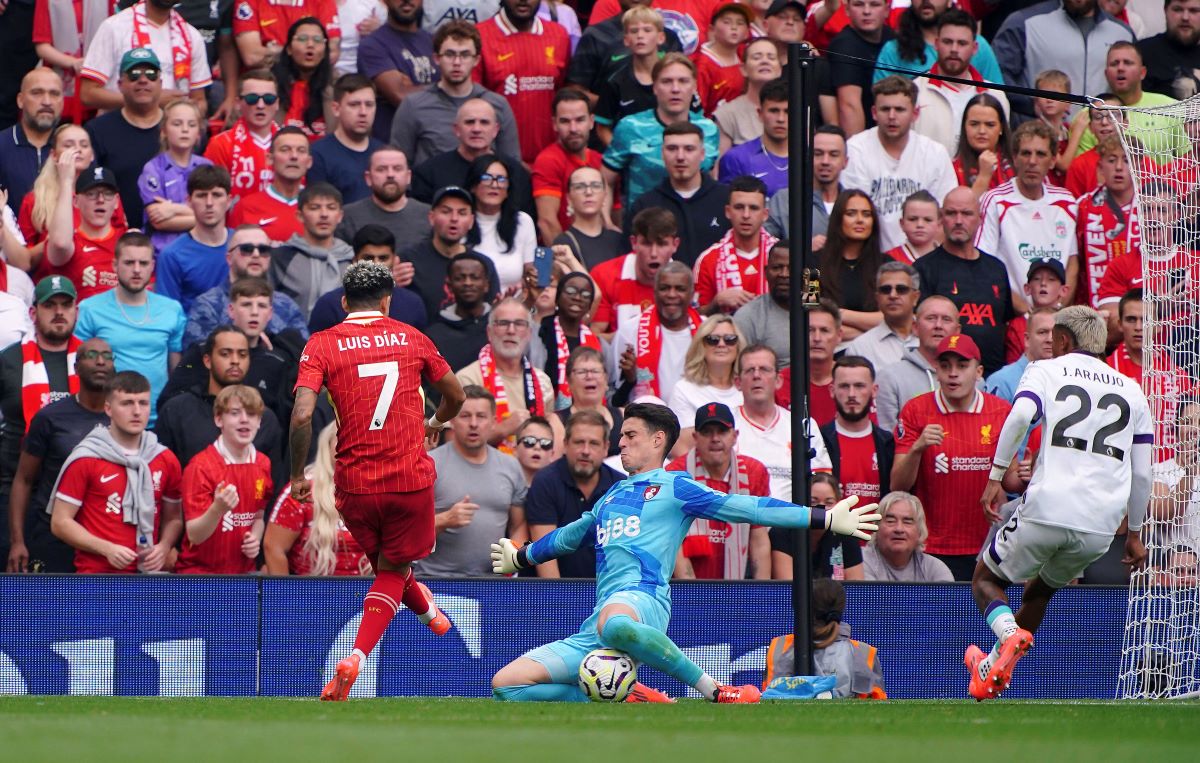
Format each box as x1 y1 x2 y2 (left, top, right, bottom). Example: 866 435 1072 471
553 317 600 404
713 228 778 294
131 1 193 90
479 343 545 451
682 450 753 579
635 305 701 397
228 119 277 199
20 337 81 433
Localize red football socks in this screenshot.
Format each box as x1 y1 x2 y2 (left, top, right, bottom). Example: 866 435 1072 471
353 569 408 656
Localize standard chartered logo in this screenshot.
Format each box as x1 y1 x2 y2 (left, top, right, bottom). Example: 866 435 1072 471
934 453 950 474
1017 243 1063 261
503 74 518 96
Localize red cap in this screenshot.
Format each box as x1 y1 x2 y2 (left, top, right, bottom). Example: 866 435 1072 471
936 334 981 362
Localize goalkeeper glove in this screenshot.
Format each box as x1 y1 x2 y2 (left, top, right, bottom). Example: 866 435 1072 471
824 495 882 542
490 538 523 574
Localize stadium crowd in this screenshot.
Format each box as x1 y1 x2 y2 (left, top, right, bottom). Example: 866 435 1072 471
0 0 1197 583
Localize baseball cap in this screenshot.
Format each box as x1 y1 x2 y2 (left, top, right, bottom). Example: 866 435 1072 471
936 334 982 362
34 275 77 304
120 47 162 74
711 2 755 25
75 166 119 195
431 185 474 207
1027 257 1066 282
766 0 805 17
694 402 736 430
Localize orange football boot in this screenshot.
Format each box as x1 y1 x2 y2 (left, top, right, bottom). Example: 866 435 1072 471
320 653 361 701
624 682 675 703
985 629 1034 695
714 684 762 704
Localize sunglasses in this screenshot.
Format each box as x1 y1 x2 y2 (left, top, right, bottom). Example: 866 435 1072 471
877 284 914 295
518 436 554 451
242 93 279 106
79 350 115 361
125 68 160 82
232 243 272 256
703 334 739 347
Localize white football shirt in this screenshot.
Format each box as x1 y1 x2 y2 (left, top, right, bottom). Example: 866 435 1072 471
733 405 832 502
976 180 1079 297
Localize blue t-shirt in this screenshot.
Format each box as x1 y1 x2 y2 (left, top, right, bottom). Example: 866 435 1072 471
75 290 187 426
872 36 1004 86
153 231 231 314
308 285 428 334
602 110 719 207
308 135 385 205
717 137 788 198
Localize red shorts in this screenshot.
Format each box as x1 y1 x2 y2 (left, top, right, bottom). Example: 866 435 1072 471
335 486 435 565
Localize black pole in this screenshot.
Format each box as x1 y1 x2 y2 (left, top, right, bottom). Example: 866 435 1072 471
787 42 815 676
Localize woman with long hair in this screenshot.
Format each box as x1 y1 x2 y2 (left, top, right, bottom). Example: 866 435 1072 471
667 314 746 457
770 473 865 581
272 17 335 140
264 423 370 576
953 94 1014 199
138 99 212 253
466 153 537 292
818 190 883 341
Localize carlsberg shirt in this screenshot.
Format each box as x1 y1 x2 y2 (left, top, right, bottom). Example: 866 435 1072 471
976 180 1079 297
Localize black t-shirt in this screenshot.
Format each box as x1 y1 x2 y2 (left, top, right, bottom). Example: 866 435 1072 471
22 396 109 526
1138 34 1200 101
401 240 502 320
828 27 894 129
409 149 536 221
769 526 864 578
86 110 164 230
593 59 703 128
553 226 625 272
0 342 70 491
914 246 1015 376
566 16 683 94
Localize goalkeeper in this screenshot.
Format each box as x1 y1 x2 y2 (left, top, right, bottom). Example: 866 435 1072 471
489 403 880 704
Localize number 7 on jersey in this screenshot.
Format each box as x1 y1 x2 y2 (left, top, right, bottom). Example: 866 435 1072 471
358 361 399 431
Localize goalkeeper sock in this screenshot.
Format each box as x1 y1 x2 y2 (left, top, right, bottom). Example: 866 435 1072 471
400 568 436 625
493 683 589 702
599 614 716 698
352 569 407 657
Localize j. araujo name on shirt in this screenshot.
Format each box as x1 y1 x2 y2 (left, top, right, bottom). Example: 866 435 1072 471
335 331 411 352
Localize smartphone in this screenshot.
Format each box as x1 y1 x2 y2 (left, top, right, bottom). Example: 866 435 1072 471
534 246 554 288
1168 267 1187 292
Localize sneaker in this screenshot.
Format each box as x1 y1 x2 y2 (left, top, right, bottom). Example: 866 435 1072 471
416 582 451 636
714 684 762 704
964 644 994 701
320 654 361 701
624 682 674 703
985 628 1033 695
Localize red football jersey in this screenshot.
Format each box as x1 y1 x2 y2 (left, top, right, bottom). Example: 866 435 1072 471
1075 188 1140 309
232 0 341 46
694 49 743 116
1097 247 1198 316
474 14 570 163
176 440 273 574
269 484 370 575
55 451 182 573
19 192 128 248
773 369 837 427
591 254 655 331
228 187 303 243
205 121 277 203
531 142 603 234
1107 344 1193 450
894 389 1011 556
835 425 882 505
295 312 451 495
46 227 122 302
1004 315 1026 365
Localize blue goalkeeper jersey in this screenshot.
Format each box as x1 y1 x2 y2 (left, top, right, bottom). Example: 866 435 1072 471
525 468 814 617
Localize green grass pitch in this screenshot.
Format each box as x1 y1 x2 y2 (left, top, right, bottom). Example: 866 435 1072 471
2 696 1199 762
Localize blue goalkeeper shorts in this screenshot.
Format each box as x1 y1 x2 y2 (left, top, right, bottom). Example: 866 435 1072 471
521 590 670 684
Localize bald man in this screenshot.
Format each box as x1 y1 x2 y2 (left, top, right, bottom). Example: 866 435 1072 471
0 68 64 213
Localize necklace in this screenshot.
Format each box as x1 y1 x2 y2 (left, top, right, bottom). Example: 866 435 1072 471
117 295 152 326
761 141 789 172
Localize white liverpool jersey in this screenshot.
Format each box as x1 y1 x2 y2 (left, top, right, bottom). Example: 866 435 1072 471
1015 352 1153 535
976 180 1079 297
733 405 831 502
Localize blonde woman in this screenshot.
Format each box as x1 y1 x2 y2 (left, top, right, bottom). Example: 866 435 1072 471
138 99 213 253
264 423 370 576
862 491 953 582
667 314 746 457
18 124 127 274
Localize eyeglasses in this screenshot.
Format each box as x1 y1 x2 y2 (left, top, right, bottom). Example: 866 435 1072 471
479 173 509 187
232 243 271 256
125 68 160 82
570 367 604 377
569 181 604 193
877 284 914 295
517 435 554 451
439 50 477 60
242 93 279 106
703 334 739 347
82 189 116 201
492 318 530 331
294 34 326 44
79 350 114 361
561 285 594 299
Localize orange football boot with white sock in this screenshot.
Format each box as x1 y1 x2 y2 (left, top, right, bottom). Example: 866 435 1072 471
320 653 361 701
985 628 1034 695
415 582 451 636
964 644 996 701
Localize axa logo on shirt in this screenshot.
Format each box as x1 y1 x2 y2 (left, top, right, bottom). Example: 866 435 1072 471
1018 243 1065 261
959 302 996 326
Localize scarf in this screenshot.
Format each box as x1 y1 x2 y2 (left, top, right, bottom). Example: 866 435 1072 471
479 343 545 452
48 0 111 97
47 426 168 543
552 316 600 409
131 1 193 90
634 306 701 397
228 119 277 198
713 228 778 294
682 450 753 579
20 337 81 433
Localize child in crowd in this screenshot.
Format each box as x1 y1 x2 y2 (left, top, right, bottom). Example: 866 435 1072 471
695 3 753 116
138 99 213 254
886 191 940 265
1033 69 1073 187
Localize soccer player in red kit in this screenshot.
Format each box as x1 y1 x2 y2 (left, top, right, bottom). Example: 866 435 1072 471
49 371 183 573
177 385 274 574
290 261 467 701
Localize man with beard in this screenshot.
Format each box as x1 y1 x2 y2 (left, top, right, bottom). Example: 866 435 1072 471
308 75 385 204
733 240 791 367
533 90 604 244
425 253 494 375
391 20 519 168
0 69 63 215
403 186 501 320
309 224 426 332
872 0 1003 87
1138 0 1200 101
845 261 920 375
525 410 621 578
75 232 186 426
821 356 894 512
358 0 436 142
6 337 113 572
337 148 431 248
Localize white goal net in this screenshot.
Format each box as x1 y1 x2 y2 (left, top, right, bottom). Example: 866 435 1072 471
1111 96 1200 699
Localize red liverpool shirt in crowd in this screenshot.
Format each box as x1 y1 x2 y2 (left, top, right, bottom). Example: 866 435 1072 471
590 253 655 332
474 11 570 163
42 227 123 301
270 485 370 575
894 388 1011 556
232 0 342 47
54 450 182 573
177 439 272 574
1075 187 1139 309
1107 343 1193 451
295 312 451 495
204 121 278 204
531 142 603 234
833 424 883 506
227 186 303 243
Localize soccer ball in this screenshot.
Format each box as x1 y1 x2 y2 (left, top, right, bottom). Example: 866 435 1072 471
578 649 638 702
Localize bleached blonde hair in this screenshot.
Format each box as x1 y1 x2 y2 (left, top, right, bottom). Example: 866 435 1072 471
1054 305 1108 355
31 124 91 234
683 314 745 386
301 422 340 576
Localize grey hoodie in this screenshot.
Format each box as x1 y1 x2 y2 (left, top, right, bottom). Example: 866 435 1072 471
268 234 355 317
875 346 938 435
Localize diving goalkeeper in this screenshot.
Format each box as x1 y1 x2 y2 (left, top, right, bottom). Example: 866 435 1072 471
489 402 881 704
